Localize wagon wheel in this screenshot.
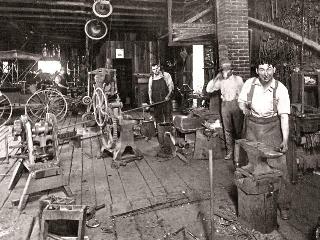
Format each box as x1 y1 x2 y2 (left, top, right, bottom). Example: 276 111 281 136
92 87 108 127
0 92 13 128
25 89 68 123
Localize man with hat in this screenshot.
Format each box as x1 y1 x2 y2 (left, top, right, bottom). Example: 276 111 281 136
206 58 244 160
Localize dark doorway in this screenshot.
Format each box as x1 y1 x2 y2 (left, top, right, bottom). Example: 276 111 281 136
113 59 133 109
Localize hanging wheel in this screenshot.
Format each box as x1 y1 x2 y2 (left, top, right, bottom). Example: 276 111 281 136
25 89 67 123
0 92 13 128
92 87 108 127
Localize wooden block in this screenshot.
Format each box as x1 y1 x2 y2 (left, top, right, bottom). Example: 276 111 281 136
193 129 224 160
238 188 278 234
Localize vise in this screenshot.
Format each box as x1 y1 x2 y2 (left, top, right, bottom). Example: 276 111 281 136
234 139 283 234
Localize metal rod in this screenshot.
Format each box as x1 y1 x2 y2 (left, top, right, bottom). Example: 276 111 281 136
123 100 168 113
58 119 94 130
209 149 215 240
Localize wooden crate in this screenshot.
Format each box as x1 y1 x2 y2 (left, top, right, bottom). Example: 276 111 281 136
41 204 87 240
193 128 224 160
237 188 278 234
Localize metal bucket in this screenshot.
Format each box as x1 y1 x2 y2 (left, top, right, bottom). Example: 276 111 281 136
157 122 174 155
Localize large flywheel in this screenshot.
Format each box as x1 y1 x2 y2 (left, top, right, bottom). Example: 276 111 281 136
92 87 109 127
25 89 67 123
0 92 13 128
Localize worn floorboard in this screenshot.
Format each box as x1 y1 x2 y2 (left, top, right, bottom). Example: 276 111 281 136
0 114 314 240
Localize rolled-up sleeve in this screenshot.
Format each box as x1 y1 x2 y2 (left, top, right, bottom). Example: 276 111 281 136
148 77 153 99
238 78 252 104
277 84 291 115
206 73 222 93
164 72 174 92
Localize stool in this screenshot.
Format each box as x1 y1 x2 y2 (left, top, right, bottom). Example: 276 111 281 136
41 204 87 240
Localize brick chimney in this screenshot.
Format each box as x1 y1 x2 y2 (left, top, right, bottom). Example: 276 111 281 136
216 0 250 79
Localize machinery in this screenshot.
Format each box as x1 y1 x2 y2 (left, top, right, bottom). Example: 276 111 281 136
289 103 320 180
90 68 143 168
8 113 72 210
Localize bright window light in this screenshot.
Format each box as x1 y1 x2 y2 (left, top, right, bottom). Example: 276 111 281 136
192 45 204 107
38 60 61 74
3 61 9 73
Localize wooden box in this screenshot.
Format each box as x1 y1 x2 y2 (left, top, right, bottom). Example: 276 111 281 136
41 204 87 240
173 115 203 133
193 128 224 160
237 188 278 234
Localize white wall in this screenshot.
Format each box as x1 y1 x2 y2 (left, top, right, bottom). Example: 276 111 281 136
192 45 204 106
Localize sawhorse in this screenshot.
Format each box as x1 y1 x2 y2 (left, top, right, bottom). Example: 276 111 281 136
8 160 72 211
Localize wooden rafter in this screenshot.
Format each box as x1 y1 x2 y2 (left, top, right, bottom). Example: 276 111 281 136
249 17 320 54
184 7 213 23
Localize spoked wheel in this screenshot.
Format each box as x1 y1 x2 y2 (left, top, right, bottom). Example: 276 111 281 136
25 89 68 123
92 87 108 127
0 92 13 128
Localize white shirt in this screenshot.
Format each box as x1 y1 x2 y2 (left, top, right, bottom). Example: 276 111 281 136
206 73 243 102
238 77 290 118
148 72 174 98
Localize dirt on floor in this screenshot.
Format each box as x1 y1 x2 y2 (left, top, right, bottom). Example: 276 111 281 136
0 114 318 240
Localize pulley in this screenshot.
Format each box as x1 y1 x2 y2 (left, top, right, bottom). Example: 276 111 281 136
84 19 108 40
93 0 113 18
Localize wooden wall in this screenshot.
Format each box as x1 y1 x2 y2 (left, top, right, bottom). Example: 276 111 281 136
95 41 158 74
248 0 320 71
94 40 158 107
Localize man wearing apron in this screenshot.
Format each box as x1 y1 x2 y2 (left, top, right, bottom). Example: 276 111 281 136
206 59 244 160
238 60 291 220
148 63 174 124
148 63 174 157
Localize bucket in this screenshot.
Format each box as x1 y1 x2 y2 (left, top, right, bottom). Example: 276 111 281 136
157 122 174 155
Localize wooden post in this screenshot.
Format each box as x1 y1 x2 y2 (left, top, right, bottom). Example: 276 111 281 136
301 0 305 114
208 150 215 240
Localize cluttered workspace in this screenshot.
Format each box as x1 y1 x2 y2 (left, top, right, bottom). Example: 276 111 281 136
0 0 320 240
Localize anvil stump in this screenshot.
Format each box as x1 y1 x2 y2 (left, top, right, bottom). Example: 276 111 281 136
234 139 283 234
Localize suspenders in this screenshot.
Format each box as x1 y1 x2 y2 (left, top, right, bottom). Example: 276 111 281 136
247 78 279 113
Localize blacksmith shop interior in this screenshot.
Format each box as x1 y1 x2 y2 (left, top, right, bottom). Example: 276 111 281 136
1 0 320 239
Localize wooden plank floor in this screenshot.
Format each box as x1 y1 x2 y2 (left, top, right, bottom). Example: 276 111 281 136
0 114 311 240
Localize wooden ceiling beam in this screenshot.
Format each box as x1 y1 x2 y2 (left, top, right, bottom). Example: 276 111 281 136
0 0 168 6
0 10 162 19
0 13 88 21
0 15 165 24
0 1 166 12
0 19 85 26
0 6 90 15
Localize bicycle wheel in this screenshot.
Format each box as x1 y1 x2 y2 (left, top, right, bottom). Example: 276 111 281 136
0 92 13 128
25 89 67 122
92 87 108 127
